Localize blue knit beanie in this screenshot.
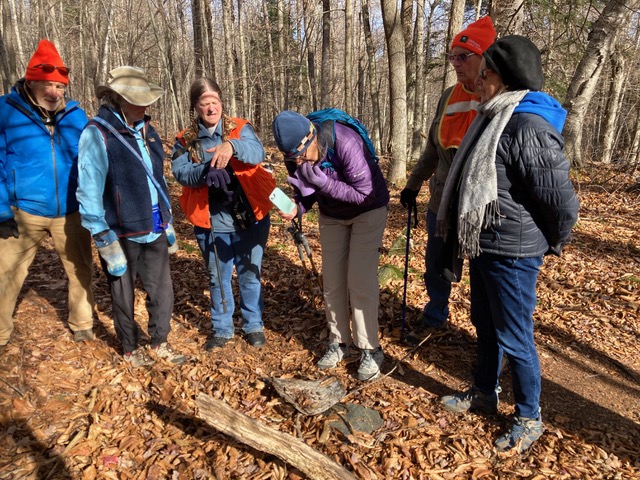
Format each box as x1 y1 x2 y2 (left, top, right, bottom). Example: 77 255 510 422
272 110 317 158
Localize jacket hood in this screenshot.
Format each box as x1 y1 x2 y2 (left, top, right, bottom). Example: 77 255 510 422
513 91 566 134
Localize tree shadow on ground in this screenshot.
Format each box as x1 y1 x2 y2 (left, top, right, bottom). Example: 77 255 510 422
0 418 72 479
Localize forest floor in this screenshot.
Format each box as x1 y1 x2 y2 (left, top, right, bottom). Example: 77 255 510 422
0 154 639 480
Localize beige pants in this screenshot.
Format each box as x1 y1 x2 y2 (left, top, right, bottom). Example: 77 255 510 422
319 206 387 350
0 209 94 345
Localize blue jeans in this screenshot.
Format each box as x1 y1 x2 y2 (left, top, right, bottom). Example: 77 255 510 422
470 253 543 419
194 216 270 338
421 209 451 326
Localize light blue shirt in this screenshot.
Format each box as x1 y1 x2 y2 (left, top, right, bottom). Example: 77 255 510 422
77 109 161 243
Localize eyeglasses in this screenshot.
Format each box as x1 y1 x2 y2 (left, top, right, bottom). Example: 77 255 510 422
446 52 475 63
33 64 70 76
478 68 493 80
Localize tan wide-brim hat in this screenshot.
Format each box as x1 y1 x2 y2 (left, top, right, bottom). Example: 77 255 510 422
96 66 164 107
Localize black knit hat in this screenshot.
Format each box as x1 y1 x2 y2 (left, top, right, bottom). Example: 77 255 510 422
483 35 543 91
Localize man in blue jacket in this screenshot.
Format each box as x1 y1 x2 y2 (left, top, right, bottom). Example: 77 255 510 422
0 39 95 351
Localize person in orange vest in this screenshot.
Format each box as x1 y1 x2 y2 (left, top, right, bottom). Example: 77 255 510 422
400 16 496 344
171 77 275 351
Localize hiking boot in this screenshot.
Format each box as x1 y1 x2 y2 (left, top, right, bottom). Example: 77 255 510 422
440 387 498 414
150 342 187 364
495 415 544 452
317 343 350 370
245 331 266 348
404 319 447 346
204 336 231 351
357 347 384 381
73 329 95 343
123 348 155 368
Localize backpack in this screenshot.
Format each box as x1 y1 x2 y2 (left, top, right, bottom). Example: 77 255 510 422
306 108 378 165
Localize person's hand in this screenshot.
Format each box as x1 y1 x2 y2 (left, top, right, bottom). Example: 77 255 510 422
93 230 127 277
280 203 298 222
0 218 19 239
287 172 317 197
298 161 328 189
206 141 234 169
206 167 231 188
400 188 419 209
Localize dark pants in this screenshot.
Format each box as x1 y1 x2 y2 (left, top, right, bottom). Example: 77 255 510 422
470 253 543 419
101 234 173 354
421 209 451 326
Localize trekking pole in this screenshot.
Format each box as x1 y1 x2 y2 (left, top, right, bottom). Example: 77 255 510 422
401 202 417 339
287 218 323 294
210 226 228 314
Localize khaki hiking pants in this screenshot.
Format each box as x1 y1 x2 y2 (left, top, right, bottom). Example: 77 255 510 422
0 209 94 345
319 206 387 351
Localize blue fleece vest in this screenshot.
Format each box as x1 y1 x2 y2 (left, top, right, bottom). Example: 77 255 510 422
91 106 170 237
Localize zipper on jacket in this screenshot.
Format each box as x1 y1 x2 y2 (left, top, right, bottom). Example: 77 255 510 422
51 133 60 217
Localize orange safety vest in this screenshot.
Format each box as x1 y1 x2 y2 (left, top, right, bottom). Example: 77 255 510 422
437 83 481 150
177 117 275 229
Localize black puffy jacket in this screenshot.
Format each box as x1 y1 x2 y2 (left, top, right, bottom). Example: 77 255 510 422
478 112 579 257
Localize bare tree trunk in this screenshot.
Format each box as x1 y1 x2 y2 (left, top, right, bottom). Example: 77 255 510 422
237 0 250 118
222 0 237 115
344 0 354 112
380 0 408 183
563 0 640 166
600 51 626 164
7 0 24 73
488 0 525 36
261 0 279 113
320 0 331 108
401 0 414 130
442 0 464 90
410 0 426 162
361 0 382 153
204 0 216 78
277 0 287 109
192 0 205 77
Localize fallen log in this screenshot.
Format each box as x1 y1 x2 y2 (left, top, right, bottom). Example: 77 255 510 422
195 392 356 480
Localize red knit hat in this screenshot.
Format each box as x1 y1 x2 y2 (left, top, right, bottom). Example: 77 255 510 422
25 39 69 85
451 16 496 56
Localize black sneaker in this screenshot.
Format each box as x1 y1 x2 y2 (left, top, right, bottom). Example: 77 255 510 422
245 331 266 348
404 320 448 346
205 336 231 351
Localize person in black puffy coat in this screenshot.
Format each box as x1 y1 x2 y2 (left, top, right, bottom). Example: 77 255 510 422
436 35 579 453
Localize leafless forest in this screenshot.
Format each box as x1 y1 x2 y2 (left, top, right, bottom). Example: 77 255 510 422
1 0 640 181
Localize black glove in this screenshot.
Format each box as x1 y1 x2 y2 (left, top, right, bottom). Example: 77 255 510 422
0 218 19 239
206 168 231 188
400 188 419 209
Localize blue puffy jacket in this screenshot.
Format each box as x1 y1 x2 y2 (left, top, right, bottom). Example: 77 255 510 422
0 80 88 222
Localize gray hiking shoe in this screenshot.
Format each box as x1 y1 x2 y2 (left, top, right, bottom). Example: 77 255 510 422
317 343 350 370
73 329 95 343
495 414 544 452
150 342 187 364
440 387 498 414
123 347 156 368
357 347 384 381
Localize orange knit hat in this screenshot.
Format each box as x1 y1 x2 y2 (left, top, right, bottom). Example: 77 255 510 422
451 16 496 56
25 39 69 85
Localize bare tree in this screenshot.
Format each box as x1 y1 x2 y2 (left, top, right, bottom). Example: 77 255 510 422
442 0 464 90
361 0 382 153
344 0 354 112
381 0 408 183
221 0 237 115
563 0 640 165
320 0 331 108
600 51 626 164
488 0 525 36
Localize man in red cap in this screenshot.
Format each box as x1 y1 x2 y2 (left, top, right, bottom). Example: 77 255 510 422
0 39 95 352
400 16 496 344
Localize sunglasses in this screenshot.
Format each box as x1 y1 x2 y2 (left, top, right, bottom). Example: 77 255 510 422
33 64 70 76
446 52 475 63
478 68 493 80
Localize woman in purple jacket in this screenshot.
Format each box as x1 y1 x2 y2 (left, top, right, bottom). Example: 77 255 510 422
272 111 389 381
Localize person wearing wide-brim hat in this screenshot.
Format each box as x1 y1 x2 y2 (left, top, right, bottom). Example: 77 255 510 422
77 66 186 368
